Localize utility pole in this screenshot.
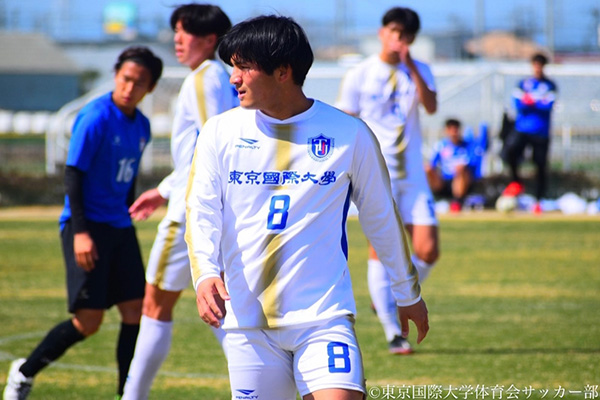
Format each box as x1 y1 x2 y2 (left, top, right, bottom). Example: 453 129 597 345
546 0 554 60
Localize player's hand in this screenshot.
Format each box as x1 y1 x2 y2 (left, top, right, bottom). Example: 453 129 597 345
73 232 98 272
397 298 429 344
196 277 230 328
129 188 167 221
522 93 535 106
389 40 414 68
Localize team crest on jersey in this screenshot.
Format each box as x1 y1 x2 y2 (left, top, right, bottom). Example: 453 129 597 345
308 134 334 161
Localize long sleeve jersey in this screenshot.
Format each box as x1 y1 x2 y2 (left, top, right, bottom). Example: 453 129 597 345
157 59 238 223
185 100 420 330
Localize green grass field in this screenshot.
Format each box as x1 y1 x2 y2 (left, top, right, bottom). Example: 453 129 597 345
0 208 599 399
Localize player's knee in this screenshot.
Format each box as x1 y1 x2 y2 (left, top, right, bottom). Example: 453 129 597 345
118 299 144 324
415 246 439 265
73 315 103 337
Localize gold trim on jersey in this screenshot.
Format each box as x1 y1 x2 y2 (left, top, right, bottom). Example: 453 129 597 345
258 123 296 327
186 148 202 284
389 70 408 179
153 221 181 290
260 232 284 327
194 65 210 126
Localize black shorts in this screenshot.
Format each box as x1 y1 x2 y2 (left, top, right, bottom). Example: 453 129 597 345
61 220 145 313
433 179 454 198
501 130 550 166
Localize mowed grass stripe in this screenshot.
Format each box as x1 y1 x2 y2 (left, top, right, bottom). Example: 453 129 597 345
0 209 598 398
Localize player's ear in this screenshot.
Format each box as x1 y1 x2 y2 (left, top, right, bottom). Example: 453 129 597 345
275 65 292 83
205 33 218 49
146 82 157 94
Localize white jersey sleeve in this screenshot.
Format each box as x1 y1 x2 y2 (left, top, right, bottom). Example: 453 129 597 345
186 101 419 330
159 59 238 223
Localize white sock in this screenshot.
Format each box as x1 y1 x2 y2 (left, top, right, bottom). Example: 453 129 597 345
412 254 435 283
368 259 402 342
122 315 173 400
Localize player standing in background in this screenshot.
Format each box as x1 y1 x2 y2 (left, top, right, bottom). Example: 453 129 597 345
186 15 428 399
426 118 476 212
501 53 557 214
123 4 236 400
3 47 163 400
336 7 438 355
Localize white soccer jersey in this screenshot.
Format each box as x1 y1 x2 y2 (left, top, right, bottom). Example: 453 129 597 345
158 59 238 223
336 55 436 182
186 100 420 330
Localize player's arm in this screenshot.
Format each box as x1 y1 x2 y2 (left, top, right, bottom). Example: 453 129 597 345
64 165 98 271
350 119 429 342
401 50 437 114
129 188 168 221
185 118 228 327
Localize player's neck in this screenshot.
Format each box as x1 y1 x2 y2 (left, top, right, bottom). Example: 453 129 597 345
379 51 401 66
260 91 313 121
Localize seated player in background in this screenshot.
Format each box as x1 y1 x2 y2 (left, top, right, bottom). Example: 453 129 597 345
426 118 477 212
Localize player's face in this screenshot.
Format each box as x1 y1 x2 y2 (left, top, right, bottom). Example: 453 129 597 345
112 60 154 116
173 20 209 70
446 124 461 144
532 61 544 79
379 22 415 53
229 57 281 116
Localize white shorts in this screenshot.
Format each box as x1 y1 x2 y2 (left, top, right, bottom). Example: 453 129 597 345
392 178 438 226
226 316 366 399
145 218 191 292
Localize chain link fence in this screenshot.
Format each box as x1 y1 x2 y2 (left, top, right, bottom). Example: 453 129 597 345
1 62 599 179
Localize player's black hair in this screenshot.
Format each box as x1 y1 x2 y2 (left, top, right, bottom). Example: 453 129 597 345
170 3 231 43
445 118 461 128
531 53 549 65
382 7 421 35
218 15 314 86
114 46 163 86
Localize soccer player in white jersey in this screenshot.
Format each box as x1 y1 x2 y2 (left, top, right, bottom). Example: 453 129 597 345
122 5 237 399
336 7 439 355
186 15 429 400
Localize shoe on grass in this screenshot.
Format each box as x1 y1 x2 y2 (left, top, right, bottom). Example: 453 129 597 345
3 358 33 400
389 335 413 355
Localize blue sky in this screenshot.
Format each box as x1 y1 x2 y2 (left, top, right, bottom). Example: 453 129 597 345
2 0 599 51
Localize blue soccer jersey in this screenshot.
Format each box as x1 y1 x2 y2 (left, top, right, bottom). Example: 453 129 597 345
513 76 557 137
60 92 151 229
429 138 475 181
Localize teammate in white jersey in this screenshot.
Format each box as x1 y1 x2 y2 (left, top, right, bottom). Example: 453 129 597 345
336 7 439 355
186 15 429 400
123 5 237 399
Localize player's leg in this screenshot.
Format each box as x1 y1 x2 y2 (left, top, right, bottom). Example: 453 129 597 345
111 226 146 397
451 164 473 203
403 186 439 283
122 285 182 400
503 131 527 191
226 329 297 400
405 223 439 283
367 245 406 353
3 221 107 399
295 316 366 400
115 299 143 397
124 219 199 400
530 135 550 202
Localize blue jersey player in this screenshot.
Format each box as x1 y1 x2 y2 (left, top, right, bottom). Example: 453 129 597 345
426 118 476 211
3 46 163 400
502 53 557 213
